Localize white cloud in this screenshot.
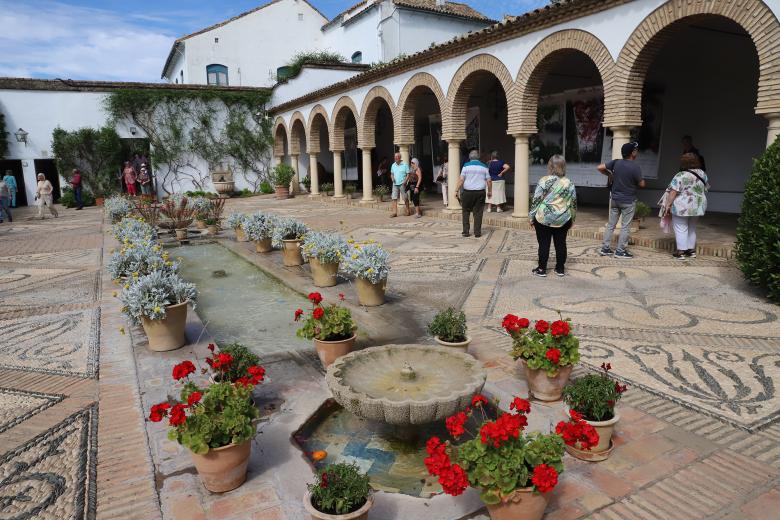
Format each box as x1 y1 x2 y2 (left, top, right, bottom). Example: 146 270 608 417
0 0 175 82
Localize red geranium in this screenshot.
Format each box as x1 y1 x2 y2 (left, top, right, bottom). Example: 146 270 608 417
169 403 187 426
248 365 266 384
555 411 599 450
509 397 531 414
294 308 303 321
208 352 233 370
172 360 196 380
550 320 570 337
338 293 345 301
207 343 215 352
531 464 558 493
545 348 561 365
471 394 488 407
480 412 527 448
186 391 202 407
312 307 324 320
308 292 323 304
535 320 549 334
438 463 469 496
149 402 170 422
445 411 468 439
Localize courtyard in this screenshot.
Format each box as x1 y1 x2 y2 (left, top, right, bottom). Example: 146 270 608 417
0 196 778 520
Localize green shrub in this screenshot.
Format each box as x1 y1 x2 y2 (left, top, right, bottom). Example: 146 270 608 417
634 200 651 219
270 163 295 187
307 463 370 515
59 186 95 208
259 181 274 194
736 139 780 301
344 182 357 194
321 182 334 193
428 307 467 343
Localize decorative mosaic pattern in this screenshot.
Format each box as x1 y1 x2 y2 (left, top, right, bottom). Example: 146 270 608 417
354 225 493 255
0 271 100 315
0 404 98 519
0 309 100 378
0 388 64 434
0 249 102 267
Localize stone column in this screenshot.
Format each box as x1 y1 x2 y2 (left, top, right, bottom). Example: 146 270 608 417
290 154 299 195
361 148 375 203
399 144 410 165
309 153 320 196
766 114 780 148
332 151 344 198
446 140 462 212
512 134 530 219
610 126 632 160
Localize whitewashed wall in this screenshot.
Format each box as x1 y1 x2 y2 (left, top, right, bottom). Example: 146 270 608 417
321 6 381 64
273 67 365 107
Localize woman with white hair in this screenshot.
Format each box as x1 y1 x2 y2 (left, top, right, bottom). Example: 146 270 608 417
529 154 576 277
35 173 59 219
405 157 424 218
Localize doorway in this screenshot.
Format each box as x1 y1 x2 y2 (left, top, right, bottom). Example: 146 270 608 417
33 159 61 202
0 159 27 206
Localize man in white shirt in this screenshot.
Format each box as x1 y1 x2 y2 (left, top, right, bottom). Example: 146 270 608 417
455 150 492 238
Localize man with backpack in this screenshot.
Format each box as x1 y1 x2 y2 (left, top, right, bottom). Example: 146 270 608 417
597 142 646 259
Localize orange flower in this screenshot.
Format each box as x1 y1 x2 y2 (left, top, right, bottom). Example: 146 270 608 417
311 450 328 462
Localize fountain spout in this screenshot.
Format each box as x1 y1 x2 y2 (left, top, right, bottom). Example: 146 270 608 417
400 362 416 381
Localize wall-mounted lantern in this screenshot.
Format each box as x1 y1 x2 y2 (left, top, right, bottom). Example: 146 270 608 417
14 128 28 146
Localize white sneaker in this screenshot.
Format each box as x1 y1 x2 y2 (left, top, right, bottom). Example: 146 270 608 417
496 208 504 213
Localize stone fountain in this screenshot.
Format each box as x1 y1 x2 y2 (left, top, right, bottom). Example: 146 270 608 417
325 344 487 433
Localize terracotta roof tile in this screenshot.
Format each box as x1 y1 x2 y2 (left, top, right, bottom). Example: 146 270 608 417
393 1 493 22
0 77 269 93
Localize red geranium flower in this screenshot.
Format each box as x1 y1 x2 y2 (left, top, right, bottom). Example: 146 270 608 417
445 411 468 439
172 360 196 380
502 314 521 333
545 348 561 365
550 320 570 337
438 463 469 496
615 382 628 394
531 464 558 493
509 397 531 414
186 391 202 407
601 362 612 372
294 308 303 321
149 402 170 422
535 320 549 334
320 472 329 489
471 394 488 407
312 307 324 320
308 292 323 304
338 293 345 301
247 365 266 385
479 412 527 448
169 404 187 426
207 343 215 352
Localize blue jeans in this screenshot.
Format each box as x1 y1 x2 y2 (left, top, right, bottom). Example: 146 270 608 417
74 186 83 208
0 197 11 222
602 201 635 252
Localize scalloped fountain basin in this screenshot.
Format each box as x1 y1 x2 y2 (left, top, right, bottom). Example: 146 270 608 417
326 344 486 426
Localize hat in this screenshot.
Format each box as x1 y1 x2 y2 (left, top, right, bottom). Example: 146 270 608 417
621 142 639 158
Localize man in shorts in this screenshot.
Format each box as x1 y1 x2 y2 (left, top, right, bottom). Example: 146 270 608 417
390 152 410 217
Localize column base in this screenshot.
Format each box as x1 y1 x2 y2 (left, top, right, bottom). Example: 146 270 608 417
332 194 346 199
443 206 461 214
308 193 323 199
511 213 528 220
359 197 376 204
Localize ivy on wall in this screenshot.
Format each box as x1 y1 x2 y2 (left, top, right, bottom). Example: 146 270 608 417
0 109 8 160
103 88 273 194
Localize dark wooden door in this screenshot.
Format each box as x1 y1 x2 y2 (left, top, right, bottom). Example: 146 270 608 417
33 159 61 202
0 159 27 206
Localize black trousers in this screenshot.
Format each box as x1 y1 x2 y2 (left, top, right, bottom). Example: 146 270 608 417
461 189 485 235
534 218 572 271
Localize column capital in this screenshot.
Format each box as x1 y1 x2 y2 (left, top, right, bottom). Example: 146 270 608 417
331 147 345 153
511 133 532 140
445 139 462 146
361 147 374 152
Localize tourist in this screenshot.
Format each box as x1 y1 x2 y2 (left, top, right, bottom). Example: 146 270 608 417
132 152 143 175
0 178 12 223
2 170 17 208
138 164 152 196
123 161 138 196
70 168 83 210
530 155 576 277
376 157 389 187
662 153 709 259
406 158 423 219
486 150 510 212
390 152 410 218
597 142 645 258
435 156 448 207
35 173 58 219
682 135 706 171
455 150 491 238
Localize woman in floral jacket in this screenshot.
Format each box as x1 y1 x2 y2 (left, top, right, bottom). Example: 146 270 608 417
662 153 709 259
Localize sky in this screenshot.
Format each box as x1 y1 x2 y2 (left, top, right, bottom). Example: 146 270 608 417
0 0 548 82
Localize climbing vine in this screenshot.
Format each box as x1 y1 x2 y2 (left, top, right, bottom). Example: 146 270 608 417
0 108 8 160
103 89 273 194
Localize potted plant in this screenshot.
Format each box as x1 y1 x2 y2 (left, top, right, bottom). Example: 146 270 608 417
304 462 373 520
133 199 161 228
161 196 196 241
147 357 264 493
113 216 156 244
205 343 262 384
560 363 627 460
295 292 357 367
428 307 470 352
321 182 334 197
205 217 218 235
226 213 249 242
634 200 651 229
341 241 389 306
271 163 295 200
504 315 579 401
425 396 565 520
192 197 211 229
272 217 309 266
244 212 276 253
108 241 178 281
344 183 357 199
301 232 348 287
105 195 134 223
208 197 226 232
120 271 198 351
373 184 389 202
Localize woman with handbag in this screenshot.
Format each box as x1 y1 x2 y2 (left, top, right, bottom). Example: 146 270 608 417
36 173 59 219
662 153 709 259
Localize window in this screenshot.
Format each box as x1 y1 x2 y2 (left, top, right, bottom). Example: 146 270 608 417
206 64 228 86
214 37 219 43
179 70 183 83
351 51 363 64
298 13 304 20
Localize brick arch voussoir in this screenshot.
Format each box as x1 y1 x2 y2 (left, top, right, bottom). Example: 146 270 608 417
359 86 396 149
289 111 307 155
330 96 359 151
396 73 446 145
513 29 616 134
272 117 288 157
611 0 780 127
307 105 330 154
444 54 516 140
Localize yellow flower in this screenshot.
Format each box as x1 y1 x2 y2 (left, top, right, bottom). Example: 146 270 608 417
367 268 374 273
123 283 130 289
351 254 358 260
119 327 125 335
112 291 117 297
153 306 161 313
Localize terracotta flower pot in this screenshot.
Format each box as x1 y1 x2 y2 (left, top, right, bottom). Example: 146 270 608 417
434 335 471 353
275 185 290 200
141 301 188 351
254 238 273 253
281 239 304 266
355 277 385 306
310 258 339 287
303 490 373 520
206 225 218 235
314 334 356 368
565 411 620 460
486 487 549 520
95 197 105 206
190 440 251 493
235 227 248 242
175 228 188 241
521 361 572 401
195 219 207 229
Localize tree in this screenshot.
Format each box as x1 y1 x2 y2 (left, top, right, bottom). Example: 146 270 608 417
51 126 123 197
735 136 780 301
0 109 8 159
